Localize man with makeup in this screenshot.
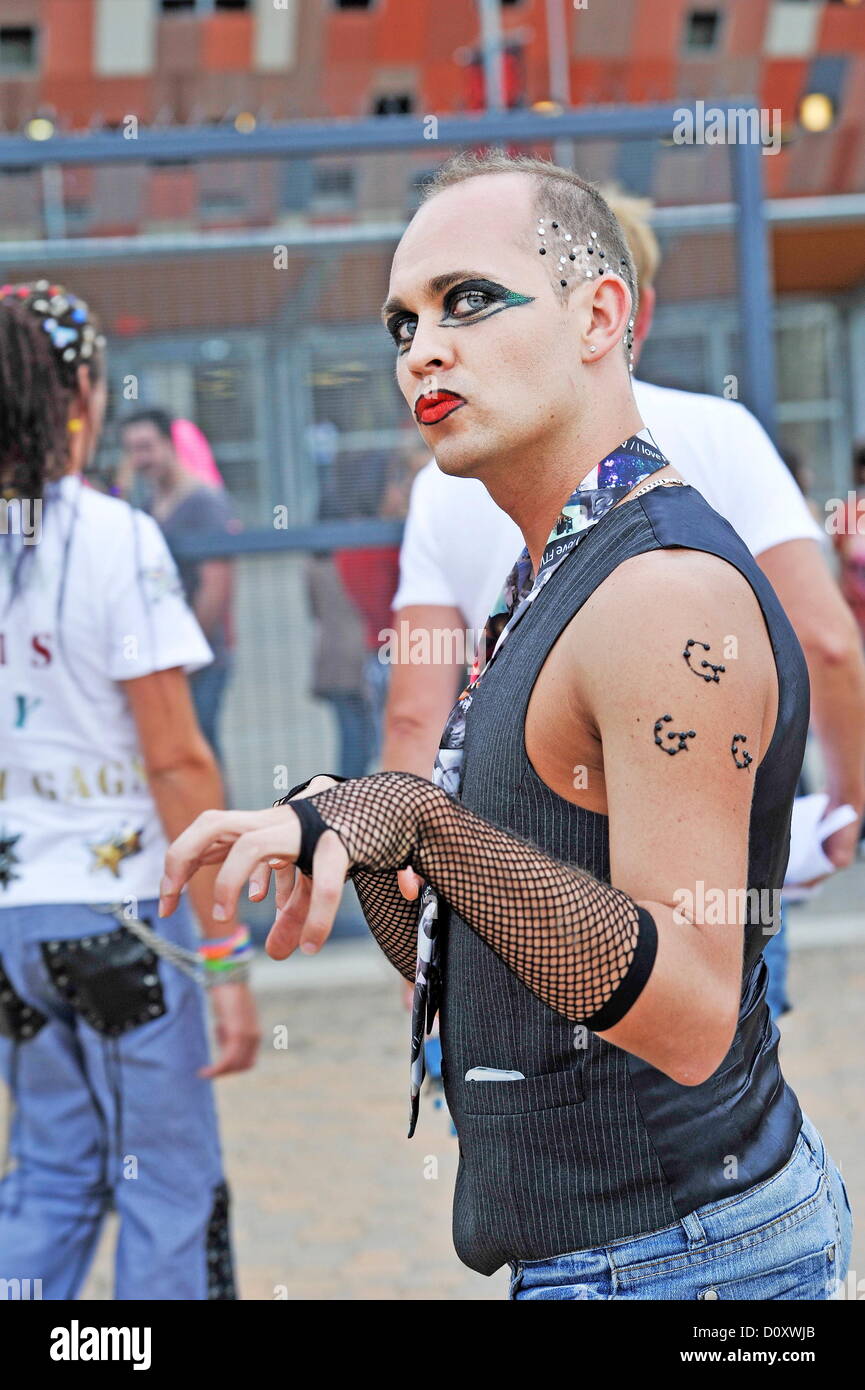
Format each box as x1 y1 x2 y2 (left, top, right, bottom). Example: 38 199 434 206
384 188 865 1025
159 154 852 1300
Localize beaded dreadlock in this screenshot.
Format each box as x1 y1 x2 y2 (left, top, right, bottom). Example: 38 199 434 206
0 280 106 503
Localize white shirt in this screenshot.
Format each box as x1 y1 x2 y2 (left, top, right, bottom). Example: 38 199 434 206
393 380 824 637
0 476 212 907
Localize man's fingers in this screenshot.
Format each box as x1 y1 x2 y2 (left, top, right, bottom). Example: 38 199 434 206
398 867 423 901
160 809 276 917
200 1034 259 1078
300 831 348 955
274 862 297 911
248 863 272 902
266 873 311 960
210 813 301 923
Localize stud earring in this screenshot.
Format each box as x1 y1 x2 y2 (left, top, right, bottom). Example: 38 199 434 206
589 345 598 354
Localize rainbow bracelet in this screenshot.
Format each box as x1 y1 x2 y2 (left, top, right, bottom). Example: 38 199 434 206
199 925 253 984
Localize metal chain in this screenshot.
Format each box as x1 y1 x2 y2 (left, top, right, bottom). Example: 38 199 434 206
626 476 688 501
87 903 251 987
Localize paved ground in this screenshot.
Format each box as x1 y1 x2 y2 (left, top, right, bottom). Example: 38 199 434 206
15 862 865 1300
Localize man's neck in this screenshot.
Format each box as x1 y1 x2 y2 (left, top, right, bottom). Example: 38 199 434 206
155 465 196 515
484 402 646 573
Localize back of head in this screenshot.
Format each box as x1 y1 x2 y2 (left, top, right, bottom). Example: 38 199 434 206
0 281 105 503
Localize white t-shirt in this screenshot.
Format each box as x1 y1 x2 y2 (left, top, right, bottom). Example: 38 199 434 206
393 380 824 638
0 476 212 907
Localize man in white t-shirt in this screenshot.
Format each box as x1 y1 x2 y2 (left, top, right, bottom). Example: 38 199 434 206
384 191 865 1022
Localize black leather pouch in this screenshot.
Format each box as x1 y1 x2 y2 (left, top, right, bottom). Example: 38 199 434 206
41 925 166 1037
0 954 48 1042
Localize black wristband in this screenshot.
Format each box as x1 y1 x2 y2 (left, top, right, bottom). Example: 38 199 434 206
581 905 658 1032
274 773 347 807
289 796 334 876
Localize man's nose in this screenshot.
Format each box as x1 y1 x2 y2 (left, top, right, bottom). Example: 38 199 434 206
403 314 456 377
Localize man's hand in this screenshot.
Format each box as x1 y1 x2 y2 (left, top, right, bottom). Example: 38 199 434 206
159 775 351 961
397 867 422 900
200 981 261 1078
821 815 861 873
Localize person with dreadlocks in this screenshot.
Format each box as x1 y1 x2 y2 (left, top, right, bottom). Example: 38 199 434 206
0 282 259 1300
163 156 850 1300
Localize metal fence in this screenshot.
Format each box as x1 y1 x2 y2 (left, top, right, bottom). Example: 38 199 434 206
2 106 842 934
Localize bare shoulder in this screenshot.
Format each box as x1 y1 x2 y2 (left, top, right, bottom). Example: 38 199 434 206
581 546 766 638
567 545 776 707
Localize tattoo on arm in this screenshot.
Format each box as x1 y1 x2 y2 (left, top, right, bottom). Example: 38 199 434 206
731 734 753 770
653 713 697 756
683 638 726 684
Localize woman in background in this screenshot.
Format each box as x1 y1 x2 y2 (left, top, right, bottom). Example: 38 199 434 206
0 282 259 1300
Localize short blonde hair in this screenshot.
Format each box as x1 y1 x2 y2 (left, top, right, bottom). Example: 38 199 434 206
598 185 661 295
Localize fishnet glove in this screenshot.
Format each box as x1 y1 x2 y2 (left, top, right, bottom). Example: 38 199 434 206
281 771 657 1027
276 773 417 983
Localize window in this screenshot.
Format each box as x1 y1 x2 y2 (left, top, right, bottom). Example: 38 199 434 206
684 9 720 52
333 1 374 10
0 25 38 73
199 189 248 218
161 1 250 12
373 93 413 116
311 164 356 211
64 200 92 232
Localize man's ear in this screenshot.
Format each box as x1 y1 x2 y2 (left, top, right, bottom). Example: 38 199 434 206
583 273 633 361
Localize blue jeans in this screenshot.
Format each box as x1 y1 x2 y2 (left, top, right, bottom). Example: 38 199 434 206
0 899 233 1300
508 1112 852 1300
191 659 231 765
324 692 377 779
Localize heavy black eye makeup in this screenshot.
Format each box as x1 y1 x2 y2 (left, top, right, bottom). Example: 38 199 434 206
384 278 535 352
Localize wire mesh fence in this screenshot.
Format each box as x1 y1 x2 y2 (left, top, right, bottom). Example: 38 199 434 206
4 117 846 933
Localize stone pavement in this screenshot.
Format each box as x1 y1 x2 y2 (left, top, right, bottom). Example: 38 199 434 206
5 860 855 1299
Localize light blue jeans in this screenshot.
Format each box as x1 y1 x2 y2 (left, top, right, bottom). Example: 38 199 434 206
0 899 233 1300
508 1113 852 1300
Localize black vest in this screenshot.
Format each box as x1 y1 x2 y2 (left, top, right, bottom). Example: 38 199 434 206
439 485 808 1277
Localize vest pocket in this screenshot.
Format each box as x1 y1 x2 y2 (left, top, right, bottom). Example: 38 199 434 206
463 1065 584 1116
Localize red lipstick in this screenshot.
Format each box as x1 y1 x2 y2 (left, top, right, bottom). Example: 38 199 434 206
415 390 466 426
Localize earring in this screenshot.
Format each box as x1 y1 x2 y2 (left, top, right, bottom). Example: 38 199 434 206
589 345 598 354
68 419 83 434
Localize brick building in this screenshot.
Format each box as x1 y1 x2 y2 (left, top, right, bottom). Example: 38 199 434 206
1 0 864 511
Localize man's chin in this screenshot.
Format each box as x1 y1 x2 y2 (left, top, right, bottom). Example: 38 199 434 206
430 435 490 482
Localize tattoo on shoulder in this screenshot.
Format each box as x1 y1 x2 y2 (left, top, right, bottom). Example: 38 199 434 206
731 734 753 770
654 713 697 756
683 638 726 684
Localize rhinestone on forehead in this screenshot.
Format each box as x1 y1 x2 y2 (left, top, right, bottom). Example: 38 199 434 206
538 223 620 285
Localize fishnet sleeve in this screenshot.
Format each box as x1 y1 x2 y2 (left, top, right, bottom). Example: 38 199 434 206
275 774 418 983
283 771 657 1027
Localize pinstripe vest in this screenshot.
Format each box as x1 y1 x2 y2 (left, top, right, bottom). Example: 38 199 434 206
439 484 808 1277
